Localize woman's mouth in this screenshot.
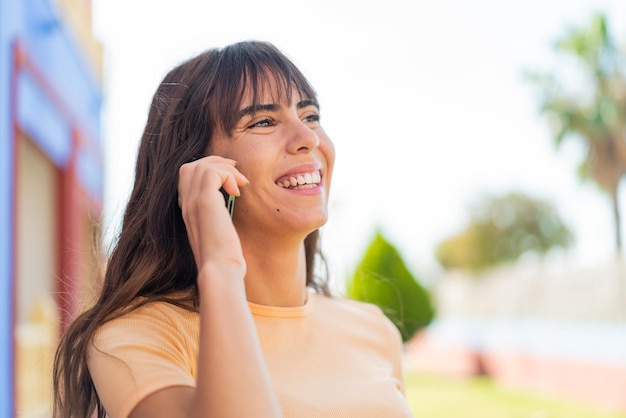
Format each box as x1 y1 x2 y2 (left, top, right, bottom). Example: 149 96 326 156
275 170 321 189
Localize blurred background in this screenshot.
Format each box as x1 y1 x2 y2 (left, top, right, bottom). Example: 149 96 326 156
2 0 625 417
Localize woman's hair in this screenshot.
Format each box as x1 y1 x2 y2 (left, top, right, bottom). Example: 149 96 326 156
53 40 330 418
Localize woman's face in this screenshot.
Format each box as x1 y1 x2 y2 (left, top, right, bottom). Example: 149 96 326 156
210 81 335 239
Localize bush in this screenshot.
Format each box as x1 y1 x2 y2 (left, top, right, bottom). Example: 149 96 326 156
346 231 435 343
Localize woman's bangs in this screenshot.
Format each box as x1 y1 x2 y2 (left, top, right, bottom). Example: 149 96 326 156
212 43 317 135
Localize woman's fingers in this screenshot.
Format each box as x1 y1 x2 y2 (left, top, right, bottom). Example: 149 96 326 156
177 155 248 271
178 156 248 208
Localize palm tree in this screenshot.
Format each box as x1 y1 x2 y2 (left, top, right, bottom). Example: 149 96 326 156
527 13 626 256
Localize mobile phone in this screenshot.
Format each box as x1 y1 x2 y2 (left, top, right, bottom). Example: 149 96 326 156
220 187 236 218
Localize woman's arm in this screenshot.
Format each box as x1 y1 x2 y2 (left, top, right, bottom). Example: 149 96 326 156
129 156 282 418
129 270 281 418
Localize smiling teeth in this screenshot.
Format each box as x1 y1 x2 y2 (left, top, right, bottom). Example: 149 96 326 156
277 171 321 188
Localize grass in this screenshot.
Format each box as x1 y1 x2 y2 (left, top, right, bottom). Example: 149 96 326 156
405 371 626 418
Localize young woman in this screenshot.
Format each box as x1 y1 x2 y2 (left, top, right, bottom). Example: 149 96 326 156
53 40 414 418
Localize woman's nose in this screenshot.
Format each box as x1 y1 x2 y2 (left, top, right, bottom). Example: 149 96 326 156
287 119 320 154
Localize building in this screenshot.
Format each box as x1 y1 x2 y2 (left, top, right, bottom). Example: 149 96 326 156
0 0 103 415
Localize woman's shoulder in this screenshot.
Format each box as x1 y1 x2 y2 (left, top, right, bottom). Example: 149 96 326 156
106 297 197 325
311 293 403 354
92 298 199 349
314 292 383 315
312 293 395 331
87 299 198 418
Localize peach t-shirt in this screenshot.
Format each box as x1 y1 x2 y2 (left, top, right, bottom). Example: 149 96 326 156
88 292 414 418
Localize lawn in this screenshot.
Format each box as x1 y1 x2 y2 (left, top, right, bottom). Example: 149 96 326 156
405 371 626 418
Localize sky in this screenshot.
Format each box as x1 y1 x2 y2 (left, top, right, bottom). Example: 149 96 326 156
92 0 626 291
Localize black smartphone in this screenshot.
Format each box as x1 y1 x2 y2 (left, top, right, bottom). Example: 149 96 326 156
220 187 236 218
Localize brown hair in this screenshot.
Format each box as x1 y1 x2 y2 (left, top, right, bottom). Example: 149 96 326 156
53 40 330 418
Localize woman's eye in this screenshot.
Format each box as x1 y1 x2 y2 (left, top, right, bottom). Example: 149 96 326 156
248 118 273 128
303 113 320 123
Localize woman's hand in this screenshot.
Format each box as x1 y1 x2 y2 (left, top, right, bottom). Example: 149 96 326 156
131 158 280 418
174 156 282 418
178 156 249 279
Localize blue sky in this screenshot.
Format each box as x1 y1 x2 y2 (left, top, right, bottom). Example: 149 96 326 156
93 0 626 289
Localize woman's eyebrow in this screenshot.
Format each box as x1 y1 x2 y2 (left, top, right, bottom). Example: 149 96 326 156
237 103 279 120
297 99 319 110
237 100 319 121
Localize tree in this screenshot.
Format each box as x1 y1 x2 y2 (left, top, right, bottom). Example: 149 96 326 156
435 192 573 272
346 231 434 343
526 13 626 256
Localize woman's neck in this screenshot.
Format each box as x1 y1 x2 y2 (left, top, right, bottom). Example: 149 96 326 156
239 235 308 307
